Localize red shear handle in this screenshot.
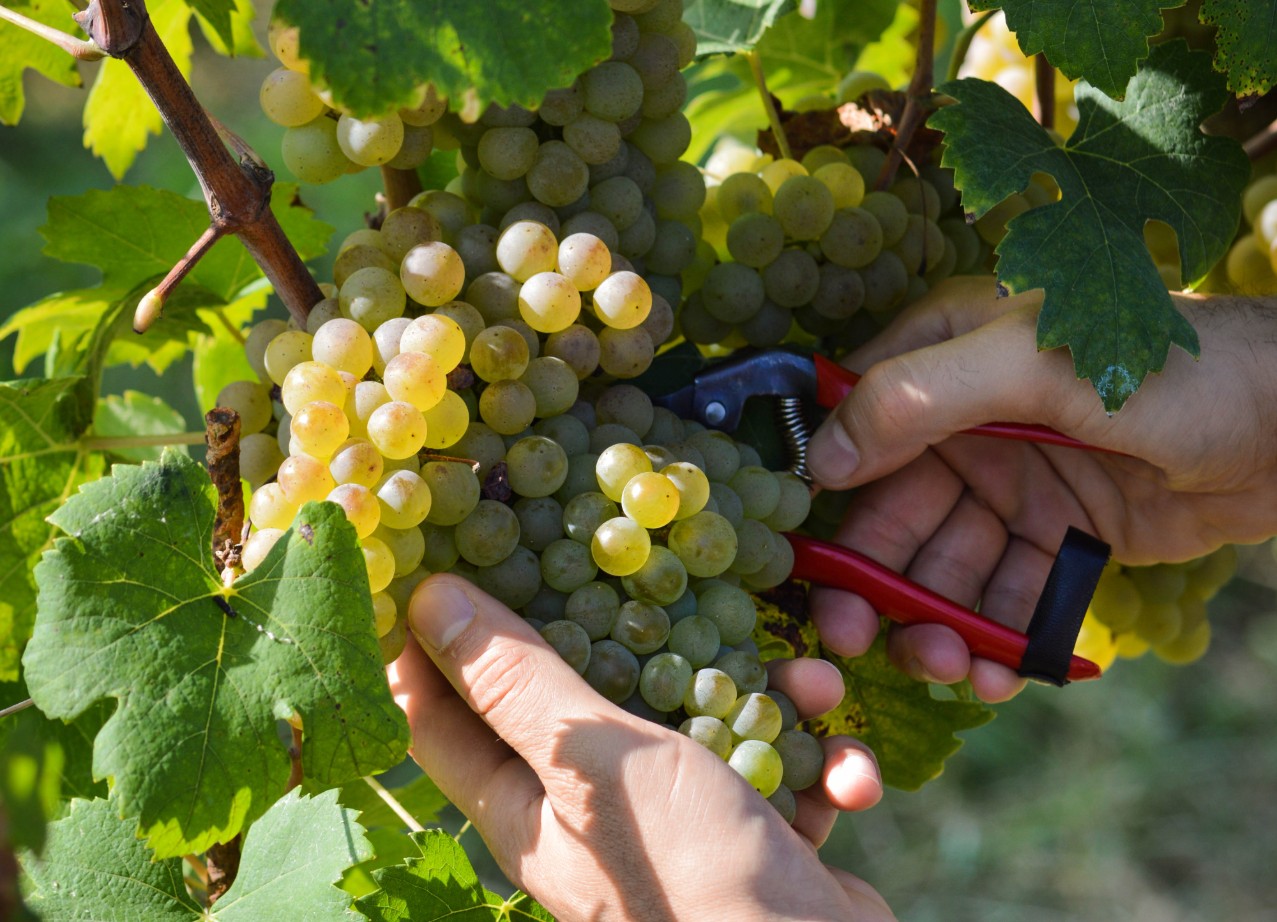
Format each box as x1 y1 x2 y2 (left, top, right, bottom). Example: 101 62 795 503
811 353 1115 454
785 533 1102 682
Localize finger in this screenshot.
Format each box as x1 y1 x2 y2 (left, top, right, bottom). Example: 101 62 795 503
844 275 1041 371
791 736 882 846
765 658 844 719
809 587 881 658
807 305 1090 490
406 573 631 797
827 866 899 920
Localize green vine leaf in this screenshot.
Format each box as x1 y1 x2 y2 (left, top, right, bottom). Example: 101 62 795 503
683 0 797 56
931 41 1247 412
22 450 410 859
810 636 995 791
23 790 371 920
0 0 81 126
0 377 101 682
193 0 263 57
1200 0 1277 96
356 829 553 922
968 0 1181 99
83 0 194 179
272 0 614 117
182 0 237 52
683 0 896 161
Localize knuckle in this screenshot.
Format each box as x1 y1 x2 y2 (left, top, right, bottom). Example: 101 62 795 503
848 358 931 439
462 641 540 722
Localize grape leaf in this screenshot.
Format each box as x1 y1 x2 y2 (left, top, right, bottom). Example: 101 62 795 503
83 0 194 179
930 41 1247 412
1200 0 1277 96
0 0 81 126
22 450 410 858
809 636 995 791
23 790 370 920
683 0 896 161
193 0 263 57
182 0 236 52
325 773 449 832
91 391 187 461
968 0 1181 99
272 0 613 117
0 377 101 682
683 0 797 56
356 830 553 922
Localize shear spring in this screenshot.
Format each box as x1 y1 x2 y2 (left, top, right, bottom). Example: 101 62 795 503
776 396 813 483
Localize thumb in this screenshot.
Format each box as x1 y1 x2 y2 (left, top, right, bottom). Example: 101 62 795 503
806 305 1085 489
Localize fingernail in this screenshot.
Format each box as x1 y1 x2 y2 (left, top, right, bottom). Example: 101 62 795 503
902 656 940 685
409 580 475 653
807 421 859 488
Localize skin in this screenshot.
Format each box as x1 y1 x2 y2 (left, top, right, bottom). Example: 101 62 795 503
806 276 1277 701
390 573 898 922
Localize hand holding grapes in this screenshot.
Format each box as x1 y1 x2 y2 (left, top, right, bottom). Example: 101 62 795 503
806 276 1277 701
389 574 897 922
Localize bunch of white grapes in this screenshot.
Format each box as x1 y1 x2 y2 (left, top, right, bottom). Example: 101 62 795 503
213 203 819 814
1210 170 1277 295
1073 545 1238 671
688 139 986 353
260 22 445 182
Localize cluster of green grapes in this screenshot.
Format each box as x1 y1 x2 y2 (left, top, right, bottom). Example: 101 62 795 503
1074 545 1238 670
1214 170 1277 294
261 22 445 181
688 140 985 353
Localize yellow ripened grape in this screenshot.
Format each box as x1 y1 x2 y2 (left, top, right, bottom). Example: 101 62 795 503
400 84 446 127
376 469 433 529
421 390 470 449
361 536 397 593
239 433 285 487
268 19 306 71
496 220 559 282
259 67 326 127
759 158 807 194
249 483 298 531
312 317 374 377
592 271 652 329
383 350 446 410
1114 631 1150 659
264 330 314 386
241 528 285 572
289 400 350 459
348 380 391 439
621 471 680 529
244 319 289 381
375 523 426 577
327 483 380 538
401 242 465 307
813 162 866 209
1073 613 1118 672
281 360 347 415
1184 544 1238 601
341 266 407 331
591 516 652 576
557 233 612 291
596 443 652 501
367 400 428 459
518 271 582 333
336 112 405 167
215 380 273 435
1088 567 1142 633
662 462 710 520
329 438 385 488
372 592 398 638
399 314 466 372
1134 600 1182 646
277 453 336 506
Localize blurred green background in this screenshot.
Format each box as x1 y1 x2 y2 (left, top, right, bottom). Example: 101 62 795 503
2 10 1276 922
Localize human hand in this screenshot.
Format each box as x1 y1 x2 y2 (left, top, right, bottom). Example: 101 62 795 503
806 276 1277 701
388 573 897 922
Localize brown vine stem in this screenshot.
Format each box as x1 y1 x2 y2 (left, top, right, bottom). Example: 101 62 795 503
134 225 223 332
1034 54 1055 131
1244 119 1277 161
381 165 424 212
204 407 244 572
747 51 792 162
876 0 937 190
72 0 323 325
0 4 104 59
0 698 34 720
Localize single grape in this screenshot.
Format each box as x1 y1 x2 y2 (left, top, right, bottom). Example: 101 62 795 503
727 740 784 797
566 581 621 640
621 471 680 528
725 692 783 745
479 379 537 435
639 652 694 712
250 482 298 531
278 453 337 506
540 620 593 674
679 715 733 760
684 667 737 719
668 511 738 578
376 469 433 529
240 433 285 488
584 639 640 703
506 436 570 498
401 242 465 307
326 482 380 538
772 729 825 791
591 516 652 576
242 527 285 572
366 401 428 460
470 325 531 382
621 545 688 607
336 112 404 167
668 615 721 669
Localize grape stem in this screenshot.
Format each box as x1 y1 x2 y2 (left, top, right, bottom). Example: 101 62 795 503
0 698 34 720
133 225 224 333
363 775 427 832
1034 54 1055 131
747 51 792 162
876 0 937 190
79 431 208 450
381 165 424 213
72 0 323 326
945 9 997 82
0 3 105 59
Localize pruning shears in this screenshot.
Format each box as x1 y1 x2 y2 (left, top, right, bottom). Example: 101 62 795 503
654 349 1111 685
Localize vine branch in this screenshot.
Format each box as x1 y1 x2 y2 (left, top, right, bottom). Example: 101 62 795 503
876 0 937 190
0 4 104 58
1034 54 1055 131
72 0 322 325
0 699 34 720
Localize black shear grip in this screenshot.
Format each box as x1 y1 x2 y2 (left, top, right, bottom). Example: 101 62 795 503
1018 527 1111 685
